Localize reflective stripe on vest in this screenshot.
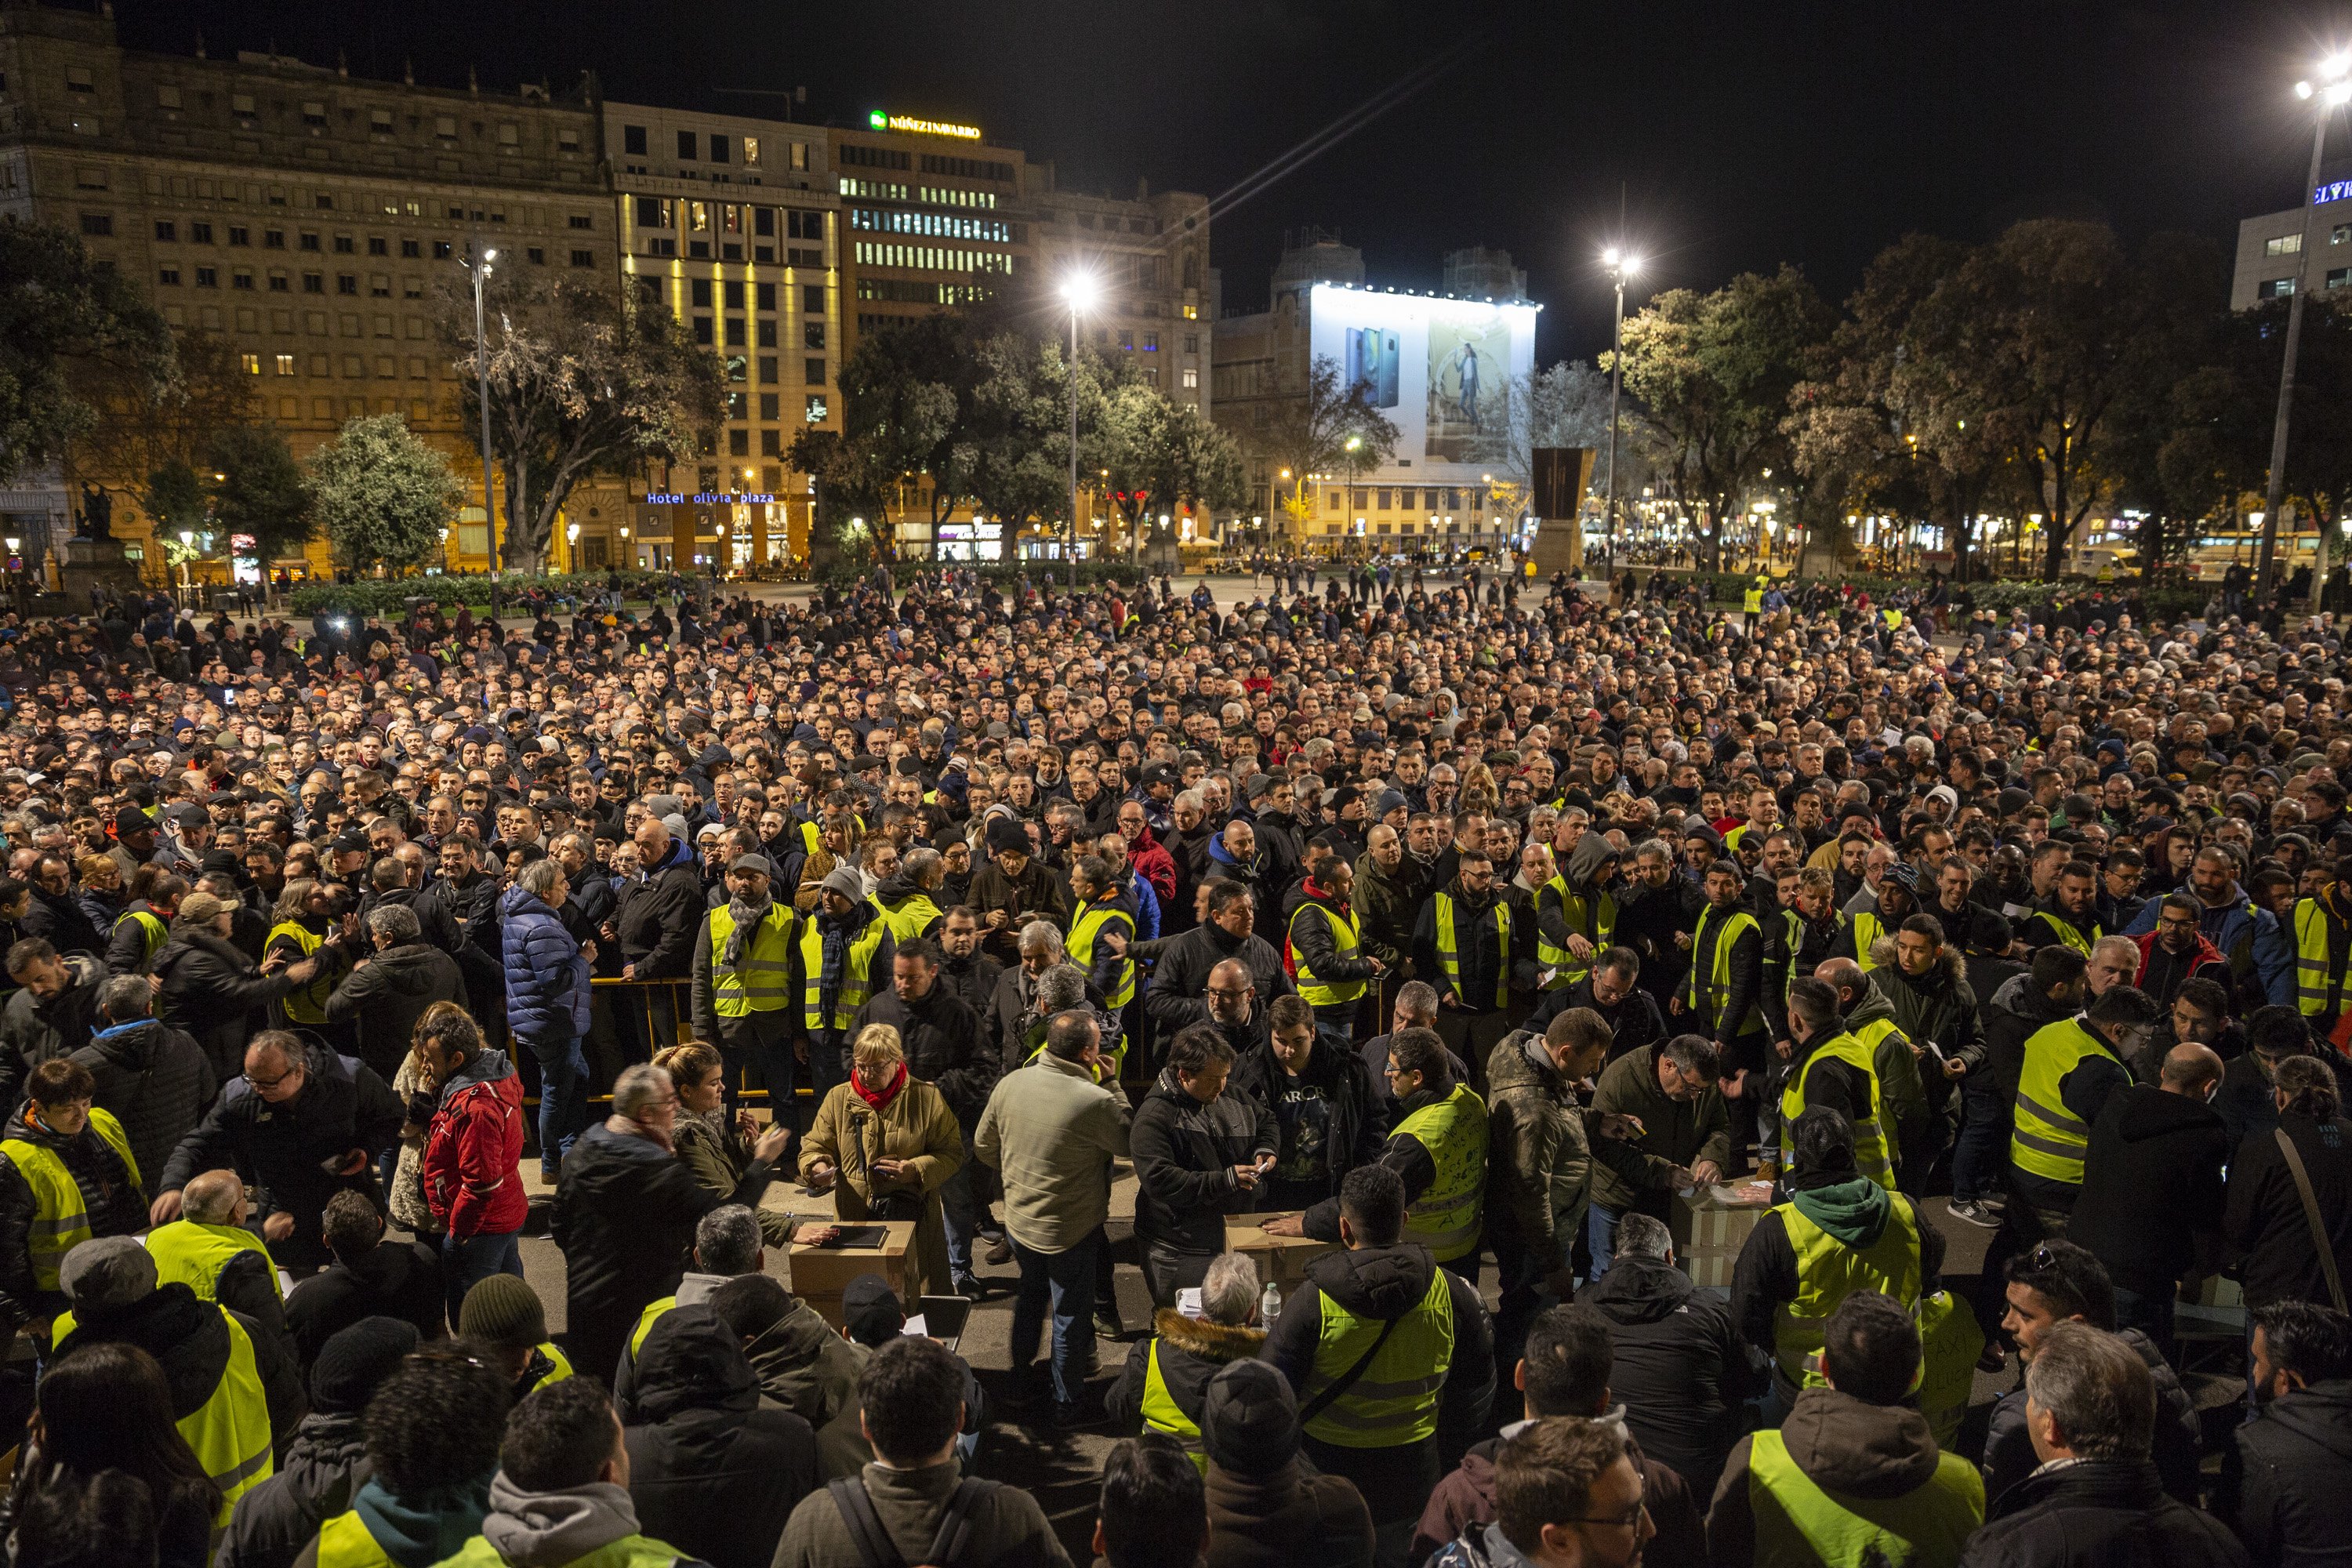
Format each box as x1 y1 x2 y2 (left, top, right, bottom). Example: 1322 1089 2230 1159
1289 898 1367 1008
1069 900 1137 1009
532 1340 575 1393
1434 894 1510 1011
2009 1017 2120 1186
0 1109 139 1293
1301 1265 1454 1449
801 820 824 857
1688 906 1762 1035
630 1296 678 1359
1748 1428 1983 1568
1140 1340 1207 1472
1778 1031 1894 1189
267 919 332 1023
1394 1083 1490 1263
707 904 797 1015
116 908 168 968
873 893 943 945
2034 909 2099 957
799 920 885 1033
1770 1198 1921 1390
1535 877 1614 992
315 1511 396 1568
149 1220 281 1305
183 1308 275 1526
2295 898 2344 1018
1849 909 1885 972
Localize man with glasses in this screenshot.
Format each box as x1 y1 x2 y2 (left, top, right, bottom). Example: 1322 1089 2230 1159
2133 892 2229 1010
1586 1033 1728 1279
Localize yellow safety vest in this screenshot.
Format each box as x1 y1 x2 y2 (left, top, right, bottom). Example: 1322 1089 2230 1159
1301 1264 1454 1450
2295 897 2346 1018
1770 1196 1921 1391
115 907 168 970
1882 608 1901 630
1744 585 1765 614
1535 876 1614 992
800 820 824 858
1433 894 1510 1011
1778 1031 1894 1190
530 1339 575 1393
2009 1018 2122 1186
315 1511 399 1568
706 903 797 1016
148 1219 282 1305
1140 1340 1207 1472
1748 1428 1983 1568
1393 1083 1490 1263
798 918 887 1034
872 891 943 945
0 1110 139 1293
1918 1288 1985 1453
2031 907 2100 957
1289 898 1367 1008
1849 908 1886 972
61 1305 280 1529
1688 906 1763 1036
267 919 333 1024
439 1534 684 1568
1069 898 1138 1009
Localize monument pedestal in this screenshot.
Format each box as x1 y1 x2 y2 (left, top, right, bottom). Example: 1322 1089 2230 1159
56 537 147 604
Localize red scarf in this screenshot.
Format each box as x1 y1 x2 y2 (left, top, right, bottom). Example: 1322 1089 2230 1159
852 1062 908 1111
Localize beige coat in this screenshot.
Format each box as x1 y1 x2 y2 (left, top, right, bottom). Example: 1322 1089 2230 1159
800 1076 965 1301
974 1050 1133 1254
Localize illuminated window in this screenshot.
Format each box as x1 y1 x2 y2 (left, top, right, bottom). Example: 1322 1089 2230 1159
241 353 262 375
274 354 295 376
2266 234 2304 256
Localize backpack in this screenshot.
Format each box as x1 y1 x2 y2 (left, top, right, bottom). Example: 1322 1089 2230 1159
827 1474 1004 1568
1424 1528 1493 1568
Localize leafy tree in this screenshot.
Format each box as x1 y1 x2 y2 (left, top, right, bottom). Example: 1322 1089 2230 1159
1098 383 1247 554
1250 354 1399 542
206 424 314 563
308 414 466 572
142 461 210 546
836 314 989 541
445 272 724 573
964 333 1115 547
0 220 173 485
66 328 254 539
783 427 888 566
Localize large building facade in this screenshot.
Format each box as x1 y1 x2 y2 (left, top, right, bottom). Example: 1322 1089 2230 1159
2233 166 2352 310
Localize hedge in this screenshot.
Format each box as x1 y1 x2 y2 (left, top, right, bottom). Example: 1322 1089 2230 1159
290 570 674 617
1651 569 2205 622
812 558 1150 591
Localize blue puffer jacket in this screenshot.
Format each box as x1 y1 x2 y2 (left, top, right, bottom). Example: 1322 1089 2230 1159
503 884 590 1041
2124 879 2294 1009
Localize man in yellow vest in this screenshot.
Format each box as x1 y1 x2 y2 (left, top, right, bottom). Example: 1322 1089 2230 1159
1288 856 1385 1053
264 877 354 1044
793 866 895 1102
1262 1163 1493 1522
1682 858 1772 1173
150 1167 292 1363
2292 856 2352 1033
1744 575 1766 634
1707 1290 1984 1566
1067 854 1138 1066
1775 975 1896 1190
1535 835 1618 995
871 845 949 944
611 1203 774 1419
53 1234 303 1527
434 1379 702 1568
1814 956 1934 1193
2005 983 2158 1243
2017 858 2104 956
1104 1251 1268 1470
1730 1107 1928 1411
1414 850 1519 1080
0 1055 144 1339
458 1271 575 1406
302 1348 509 1568
690 854 799 1121
1832 859 1919 971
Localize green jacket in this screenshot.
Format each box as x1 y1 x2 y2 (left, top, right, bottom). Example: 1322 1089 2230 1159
1587 1043 1734 1213
1483 1032 1649 1275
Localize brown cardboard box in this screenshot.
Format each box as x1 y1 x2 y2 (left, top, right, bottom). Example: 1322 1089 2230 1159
1225 1211 1338 1291
788 1221 916 1327
1675 1181 1777 1290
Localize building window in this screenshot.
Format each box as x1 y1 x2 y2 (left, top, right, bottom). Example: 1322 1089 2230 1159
568 214 593 231
301 100 326 125
299 232 321 252
758 356 778 383
158 267 180 286
367 236 387 256
194 267 219 288
805 394 828 421
224 225 249 246
759 393 780 420
2336 225 2352 245
728 428 750 456
570 249 594 267
760 428 780 456
725 318 747 345
333 234 354 254
232 93 256 118
371 107 394 134
369 274 390 297
690 279 713 308
2331 267 2352 289
435 115 458 140
2266 234 2305 256
231 268 254 290
559 128 582 154
157 83 183 109
805 358 826 384
677 129 698 159
336 274 358 295
710 134 729 163
433 241 452 260
78 212 111 237
153 219 176 242
1142 332 1157 351
1181 367 1199 388
497 122 519 147
526 246 545 265
401 239 420 258
303 272 324 293
65 65 93 93
241 353 261 375
1184 334 1200 354
274 353 295 376
2259 277 2299 299
624 124 648 155
693 316 713 344
269 270 289 292
189 221 213 244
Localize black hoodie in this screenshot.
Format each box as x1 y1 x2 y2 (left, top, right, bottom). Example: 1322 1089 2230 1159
2067 1083 2228 1297
622 1306 815 1568
56 1281 306 1449
1574 1253 1755 1496
2219 1377 2352 1565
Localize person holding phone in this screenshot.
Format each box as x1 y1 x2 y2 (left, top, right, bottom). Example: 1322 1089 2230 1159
1131 1023 1279 1309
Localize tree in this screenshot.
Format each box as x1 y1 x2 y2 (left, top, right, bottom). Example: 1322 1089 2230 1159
445 273 723 573
836 314 989 544
0 220 173 485
206 424 314 564
1250 354 1399 541
308 414 466 572
66 328 255 539
1098 383 1247 554
963 332 1109 546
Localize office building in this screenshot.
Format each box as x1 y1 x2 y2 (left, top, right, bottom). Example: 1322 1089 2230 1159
2232 164 2352 308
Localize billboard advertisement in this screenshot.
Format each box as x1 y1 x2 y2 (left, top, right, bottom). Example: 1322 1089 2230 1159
1309 282 1538 479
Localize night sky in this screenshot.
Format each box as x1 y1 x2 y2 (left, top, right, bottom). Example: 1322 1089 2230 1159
114 0 2351 362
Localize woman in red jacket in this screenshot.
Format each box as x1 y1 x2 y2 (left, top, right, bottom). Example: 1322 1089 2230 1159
414 1001 527 1329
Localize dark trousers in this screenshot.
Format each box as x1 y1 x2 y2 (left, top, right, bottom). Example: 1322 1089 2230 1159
1141 1239 1216 1309
1951 1082 2012 1203
443 1229 523 1329
713 1011 797 1124
1433 1007 1513 1094
1010 1232 1098 1405
522 1030 589 1171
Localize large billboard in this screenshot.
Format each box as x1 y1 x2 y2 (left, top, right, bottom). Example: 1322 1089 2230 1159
1309 282 1538 480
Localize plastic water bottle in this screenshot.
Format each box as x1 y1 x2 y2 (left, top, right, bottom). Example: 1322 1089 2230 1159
1261 1281 1283 1336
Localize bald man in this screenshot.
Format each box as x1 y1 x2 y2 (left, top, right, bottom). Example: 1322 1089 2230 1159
2067 1042 2229 1357
145 1167 295 1362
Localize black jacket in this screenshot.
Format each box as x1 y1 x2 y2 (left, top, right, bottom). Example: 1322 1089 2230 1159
1260 1241 1493 1448
281 1240 447 1370
1134 920 1293 1036
937 951 1004 1019
2216 1377 2352 1566
2224 1112 2352 1309
1106 1308 1268 1436
550 1120 775 1388
321 941 466 1080
1980 971 2074 1098
55 1281 305 1459
1574 1252 1755 1497
216 1409 370 1568
1131 1071 1279 1254
2067 1084 2228 1297
1618 877 1704 1009
853 983 998 1131
1531 973 1668 1064
1981 1328 2203 1508
0 1103 146 1327
619 840 713 979
622 1305 815 1568
158 1041 404 1269
1962 1457 2246 1568
69 1017 216 1189
22 884 103 958
1414 883 1514 1014
151 929 299 1080
0 953 107 1109
1229 1031 1384 1212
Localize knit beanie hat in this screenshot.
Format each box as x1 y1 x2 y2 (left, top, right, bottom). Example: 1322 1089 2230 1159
458 1273 546 1349
821 866 866 903
1200 1358 1299 1472
311 1316 420 1414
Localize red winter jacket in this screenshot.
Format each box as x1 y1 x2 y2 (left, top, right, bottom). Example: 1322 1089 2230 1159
1127 826 1178 906
423 1051 526 1238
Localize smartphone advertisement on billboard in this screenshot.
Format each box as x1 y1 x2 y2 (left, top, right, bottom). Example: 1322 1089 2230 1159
1309 282 1537 478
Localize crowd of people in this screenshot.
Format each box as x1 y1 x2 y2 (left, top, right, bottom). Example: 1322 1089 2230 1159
0 564 2340 1568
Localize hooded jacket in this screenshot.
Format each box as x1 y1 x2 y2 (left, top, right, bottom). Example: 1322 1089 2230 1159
1228 1030 1384 1212
1411 1415 1703 1568
68 1014 215 1187
1105 1308 1269 1436
1980 970 2077 1096
295 1472 492 1568
422 1049 527 1239
1964 1457 2245 1568
615 833 706 979
54 1281 305 1463
1351 848 1426 974
1842 982 1931 1169
1205 1453 1374 1568
1574 1253 1754 1496
1135 918 1293 1036
1131 1069 1279 1255
622 1306 815 1568
1484 1031 1644 1279
219 1409 370 1568
324 940 466 1080
2067 1083 2228 1297
1707 1386 1982 1567
1866 936 1984 1091
151 927 303 1080
2217 1377 2352 1566
739 1291 868 1429
0 952 107 1101
1260 1240 1494 1452
1535 836 1620 967
451 1473 688 1568
1729 1174 1926 1372
502 885 591 1042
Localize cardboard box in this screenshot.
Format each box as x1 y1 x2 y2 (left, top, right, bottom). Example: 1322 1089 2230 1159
1675 1180 1777 1290
788 1221 915 1327
1225 1211 1338 1292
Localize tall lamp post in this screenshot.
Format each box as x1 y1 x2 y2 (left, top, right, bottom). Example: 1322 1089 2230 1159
460 241 501 577
2259 55 2351 600
1058 275 1098 562
1601 247 1642 558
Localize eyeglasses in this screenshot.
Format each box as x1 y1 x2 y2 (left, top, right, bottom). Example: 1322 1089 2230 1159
1567 1493 1649 1530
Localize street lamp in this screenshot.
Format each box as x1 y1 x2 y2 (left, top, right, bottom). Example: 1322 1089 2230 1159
1602 247 1642 557
2260 54 2352 600
565 520 580 573
459 241 501 576
1059 274 1100 562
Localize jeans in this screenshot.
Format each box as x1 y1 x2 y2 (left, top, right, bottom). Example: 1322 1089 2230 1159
940 1148 978 1283
522 1031 590 1170
716 1018 797 1126
442 1229 524 1329
1312 1004 1356 1061
807 1033 849 1105
1951 1082 2012 1203
1011 1232 1097 1405
1141 1240 1216 1308
1586 1202 1625 1280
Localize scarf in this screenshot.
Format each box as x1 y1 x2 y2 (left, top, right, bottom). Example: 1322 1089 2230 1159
1303 875 1348 917
722 891 774 971
815 908 856 1035
851 1061 907 1110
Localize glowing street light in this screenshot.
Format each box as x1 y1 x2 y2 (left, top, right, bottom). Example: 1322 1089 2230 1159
1601 246 1644 549
2263 55 2352 602
1059 274 1100 561
459 241 501 574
